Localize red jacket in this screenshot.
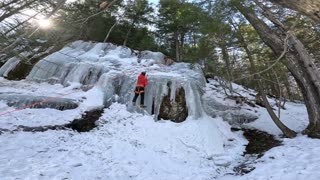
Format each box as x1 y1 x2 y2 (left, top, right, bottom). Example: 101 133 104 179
136 74 148 87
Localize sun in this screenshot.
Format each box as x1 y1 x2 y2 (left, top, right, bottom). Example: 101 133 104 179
37 18 52 29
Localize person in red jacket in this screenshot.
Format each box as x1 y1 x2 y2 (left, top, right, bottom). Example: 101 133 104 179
132 72 148 108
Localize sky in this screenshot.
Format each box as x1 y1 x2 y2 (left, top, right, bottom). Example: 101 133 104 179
149 0 159 4
65 0 159 4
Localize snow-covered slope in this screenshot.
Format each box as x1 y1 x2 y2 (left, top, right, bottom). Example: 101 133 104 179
0 42 246 179
220 135 320 180
205 79 320 180
0 102 246 179
205 78 308 136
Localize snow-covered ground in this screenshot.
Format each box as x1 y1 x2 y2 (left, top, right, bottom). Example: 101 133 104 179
206 79 320 180
1 104 239 180
221 135 320 180
0 76 244 179
205 79 309 136
0 77 319 180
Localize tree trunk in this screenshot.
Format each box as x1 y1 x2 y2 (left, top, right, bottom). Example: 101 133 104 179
123 20 135 46
221 44 233 81
123 27 132 46
175 31 180 62
236 2 320 137
259 82 296 137
285 53 320 137
104 20 118 43
0 0 66 55
283 75 294 100
179 33 185 61
238 26 296 137
221 43 234 92
267 0 320 23
45 0 67 18
4 11 41 35
0 0 21 9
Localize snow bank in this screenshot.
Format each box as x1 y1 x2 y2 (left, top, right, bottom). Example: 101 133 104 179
204 78 319 180
0 103 246 179
220 135 320 180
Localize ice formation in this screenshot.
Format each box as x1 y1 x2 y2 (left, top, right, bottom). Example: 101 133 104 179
1 41 207 119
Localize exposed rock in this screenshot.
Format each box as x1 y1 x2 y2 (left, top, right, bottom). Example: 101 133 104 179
164 57 175 66
159 83 188 123
66 109 104 132
228 95 256 107
17 124 67 132
221 110 259 126
203 97 258 126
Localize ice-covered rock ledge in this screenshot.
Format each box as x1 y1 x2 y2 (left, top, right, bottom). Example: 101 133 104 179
0 94 78 110
0 41 207 121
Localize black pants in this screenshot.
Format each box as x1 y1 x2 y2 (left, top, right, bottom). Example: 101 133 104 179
132 87 145 105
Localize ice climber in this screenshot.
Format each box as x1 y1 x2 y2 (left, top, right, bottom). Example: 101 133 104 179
132 71 148 108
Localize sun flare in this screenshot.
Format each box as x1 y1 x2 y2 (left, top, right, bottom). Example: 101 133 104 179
37 18 52 29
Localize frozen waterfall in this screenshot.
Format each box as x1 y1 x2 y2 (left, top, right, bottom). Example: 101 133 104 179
1 41 207 120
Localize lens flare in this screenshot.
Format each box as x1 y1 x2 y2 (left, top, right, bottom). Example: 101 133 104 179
37 18 52 29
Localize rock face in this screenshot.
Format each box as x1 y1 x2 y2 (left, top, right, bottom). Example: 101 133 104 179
159 83 188 122
203 89 258 126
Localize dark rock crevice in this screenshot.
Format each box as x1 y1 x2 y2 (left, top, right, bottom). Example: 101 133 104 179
65 109 104 132
242 129 282 156
158 82 188 123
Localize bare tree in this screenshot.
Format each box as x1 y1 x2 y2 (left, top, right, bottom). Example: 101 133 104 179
4 12 41 35
0 0 38 23
235 0 320 137
231 19 296 137
104 20 119 43
0 0 67 55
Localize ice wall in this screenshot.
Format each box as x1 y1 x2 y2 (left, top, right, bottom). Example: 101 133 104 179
4 41 207 119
